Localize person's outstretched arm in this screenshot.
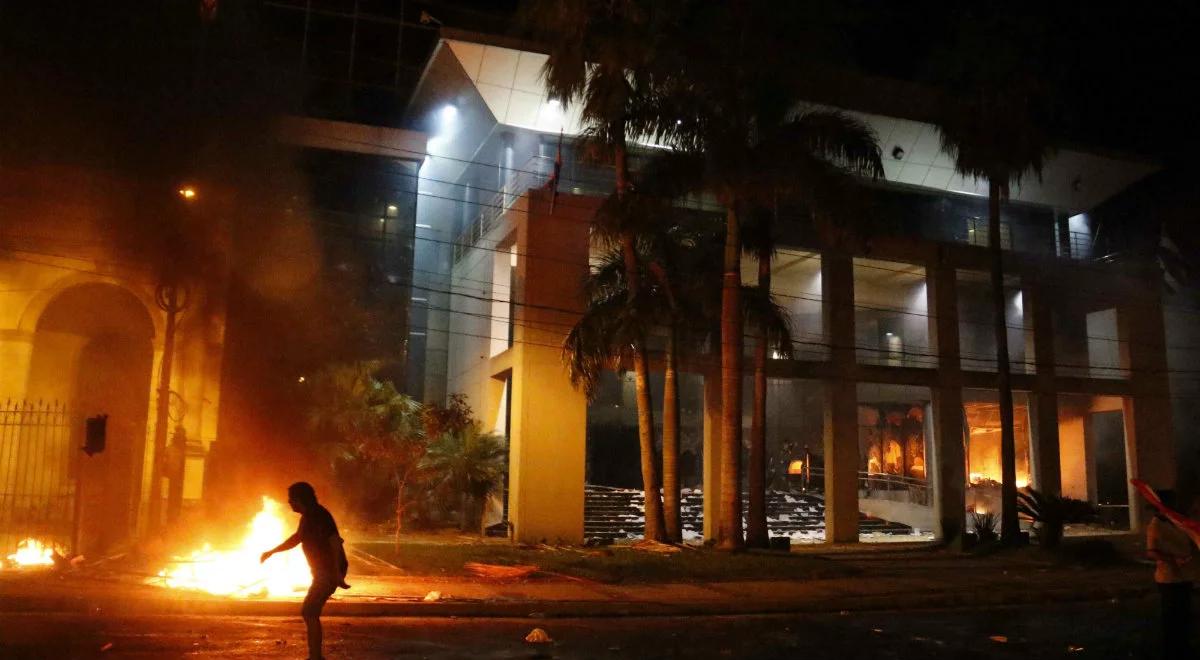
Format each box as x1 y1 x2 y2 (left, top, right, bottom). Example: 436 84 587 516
260 532 300 563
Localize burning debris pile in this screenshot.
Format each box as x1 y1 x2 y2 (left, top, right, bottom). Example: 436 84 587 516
149 496 311 598
3 538 58 568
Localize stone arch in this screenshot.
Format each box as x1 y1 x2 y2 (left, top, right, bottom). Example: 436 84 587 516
26 282 157 553
18 273 161 337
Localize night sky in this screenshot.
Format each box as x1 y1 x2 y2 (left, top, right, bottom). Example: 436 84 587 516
1 1 1195 164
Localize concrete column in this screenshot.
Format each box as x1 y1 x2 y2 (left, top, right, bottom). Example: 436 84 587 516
1028 284 1061 496
506 191 596 544
928 258 966 545
0 330 35 400
1120 299 1174 530
702 372 723 541
822 252 858 543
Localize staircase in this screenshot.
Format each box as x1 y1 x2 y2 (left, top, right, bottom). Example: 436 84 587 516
584 485 913 542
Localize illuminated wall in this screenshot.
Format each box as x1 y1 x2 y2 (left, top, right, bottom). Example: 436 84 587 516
853 259 933 368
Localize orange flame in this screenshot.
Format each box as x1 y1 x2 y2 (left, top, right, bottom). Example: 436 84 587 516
6 538 55 567
150 496 312 598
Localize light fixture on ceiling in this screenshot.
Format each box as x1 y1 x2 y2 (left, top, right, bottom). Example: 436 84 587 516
892 146 905 160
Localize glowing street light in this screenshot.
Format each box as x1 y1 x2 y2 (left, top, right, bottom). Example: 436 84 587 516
178 186 197 200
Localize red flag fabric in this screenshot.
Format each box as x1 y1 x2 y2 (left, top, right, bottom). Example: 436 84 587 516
547 130 563 213
1132 478 1200 546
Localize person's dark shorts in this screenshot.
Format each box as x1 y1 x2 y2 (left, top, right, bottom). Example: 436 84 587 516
301 576 337 618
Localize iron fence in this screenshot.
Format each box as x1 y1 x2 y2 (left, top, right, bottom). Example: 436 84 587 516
0 400 76 556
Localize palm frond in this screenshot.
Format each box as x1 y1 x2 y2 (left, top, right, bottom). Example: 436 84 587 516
773 110 885 180
742 284 794 358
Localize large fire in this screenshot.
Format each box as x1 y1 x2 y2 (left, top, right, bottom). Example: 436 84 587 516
151 496 312 598
6 538 56 567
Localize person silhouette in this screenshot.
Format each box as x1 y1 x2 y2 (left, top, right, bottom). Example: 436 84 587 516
261 482 350 660
1145 489 1193 660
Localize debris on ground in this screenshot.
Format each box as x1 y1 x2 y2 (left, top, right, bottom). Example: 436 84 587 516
100 642 114 652
989 635 1008 643
423 590 441 602
630 539 681 553
464 562 538 580
525 628 553 643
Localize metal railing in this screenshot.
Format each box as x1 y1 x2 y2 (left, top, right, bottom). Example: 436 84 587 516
858 471 931 507
451 155 628 264
0 400 77 555
452 160 550 264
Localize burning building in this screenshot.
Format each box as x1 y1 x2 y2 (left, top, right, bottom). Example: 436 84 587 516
402 32 1177 544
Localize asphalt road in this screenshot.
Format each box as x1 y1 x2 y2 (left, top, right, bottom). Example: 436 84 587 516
0 597 1171 659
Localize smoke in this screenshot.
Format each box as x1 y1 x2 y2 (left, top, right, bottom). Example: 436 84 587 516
0 3 387 529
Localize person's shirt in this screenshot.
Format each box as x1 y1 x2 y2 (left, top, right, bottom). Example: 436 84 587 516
1148 515 1194 584
298 504 341 578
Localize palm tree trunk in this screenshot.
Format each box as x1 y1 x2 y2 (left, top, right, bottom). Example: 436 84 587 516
615 135 666 542
747 244 771 548
395 473 406 553
663 328 682 542
719 202 744 550
633 343 667 541
988 179 1020 544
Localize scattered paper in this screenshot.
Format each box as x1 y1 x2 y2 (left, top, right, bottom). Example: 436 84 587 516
630 539 681 553
465 562 538 580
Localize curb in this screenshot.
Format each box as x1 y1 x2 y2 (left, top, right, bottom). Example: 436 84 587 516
0 584 1153 619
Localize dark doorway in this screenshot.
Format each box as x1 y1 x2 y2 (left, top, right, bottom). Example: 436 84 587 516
1090 410 1129 506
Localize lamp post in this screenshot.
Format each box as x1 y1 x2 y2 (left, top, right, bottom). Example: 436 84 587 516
148 185 196 533
147 280 188 532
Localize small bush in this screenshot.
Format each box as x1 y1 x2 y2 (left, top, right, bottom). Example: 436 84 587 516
1017 488 1096 549
971 511 999 544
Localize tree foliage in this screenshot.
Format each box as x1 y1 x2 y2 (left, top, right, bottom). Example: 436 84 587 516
421 423 507 532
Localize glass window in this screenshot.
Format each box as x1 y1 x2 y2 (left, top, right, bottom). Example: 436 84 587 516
956 270 1032 374
856 383 936 542
854 259 933 368
766 249 825 361
963 389 1033 521
1054 299 1127 379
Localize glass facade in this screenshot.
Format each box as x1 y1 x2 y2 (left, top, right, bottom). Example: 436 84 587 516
957 270 1032 374
854 258 933 368
963 389 1033 519
1054 299 1127 379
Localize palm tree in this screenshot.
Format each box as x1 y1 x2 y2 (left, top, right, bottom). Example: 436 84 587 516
740 113 884 548
421 423 507 533
633 1 882 549
307 362 426 550
652 102 884 548
524 0 681 541
561 247 663 539
935 6 1053 544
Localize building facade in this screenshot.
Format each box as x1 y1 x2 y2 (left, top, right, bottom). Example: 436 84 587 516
0 166 228 555
406 33 1174 544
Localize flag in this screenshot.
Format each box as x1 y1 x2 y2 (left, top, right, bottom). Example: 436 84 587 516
546 130 563 214
1132 479 1200 547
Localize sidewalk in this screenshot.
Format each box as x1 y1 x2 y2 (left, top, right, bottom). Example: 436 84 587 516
0 546 1154 618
